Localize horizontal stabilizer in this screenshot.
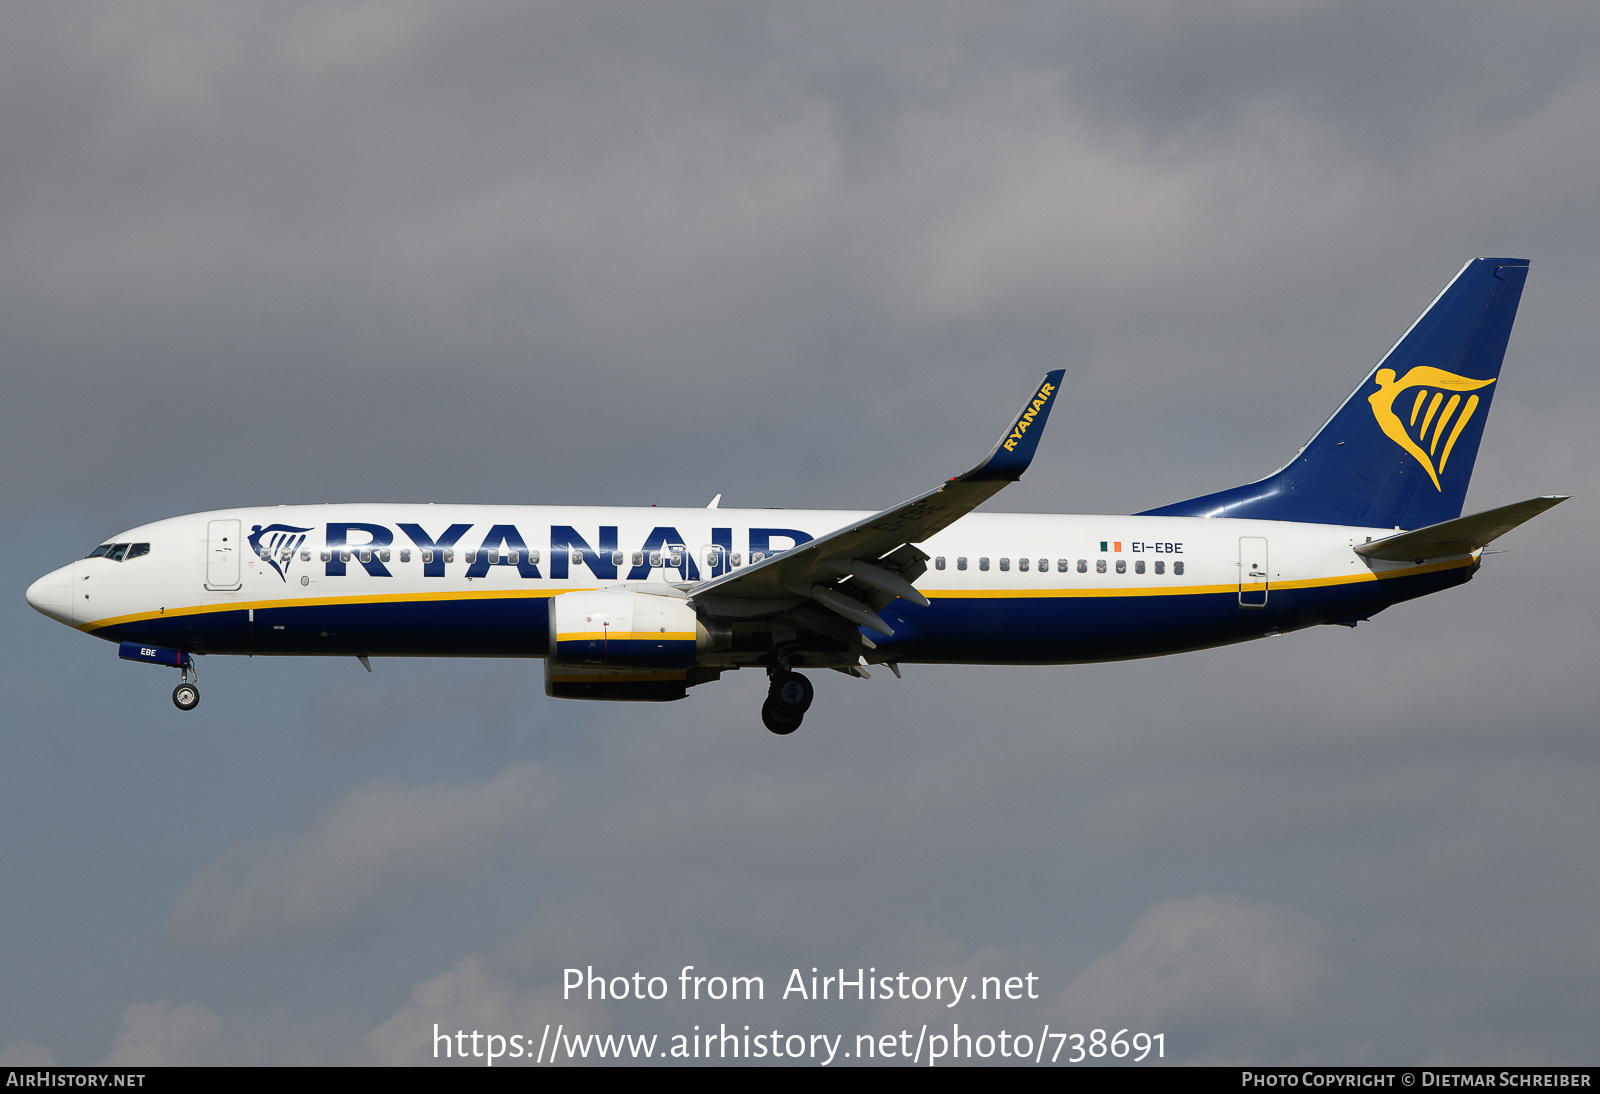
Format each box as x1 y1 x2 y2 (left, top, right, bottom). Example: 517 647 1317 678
1355 495 1568 562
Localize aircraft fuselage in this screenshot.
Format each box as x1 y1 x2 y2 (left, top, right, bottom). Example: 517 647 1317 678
27 503 1469 667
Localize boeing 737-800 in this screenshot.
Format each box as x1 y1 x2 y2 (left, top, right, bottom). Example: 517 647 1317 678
26 258 1564 734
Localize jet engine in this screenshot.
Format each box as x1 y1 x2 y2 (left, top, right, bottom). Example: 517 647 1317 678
545 587 727 701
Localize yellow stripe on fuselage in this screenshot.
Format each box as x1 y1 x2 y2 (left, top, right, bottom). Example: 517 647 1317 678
557 632 697 643
549 670 691 683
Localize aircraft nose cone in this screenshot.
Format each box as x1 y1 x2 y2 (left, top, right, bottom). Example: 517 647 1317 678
25 564 75 625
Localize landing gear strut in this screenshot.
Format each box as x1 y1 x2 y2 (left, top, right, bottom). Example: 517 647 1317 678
762 669 813 735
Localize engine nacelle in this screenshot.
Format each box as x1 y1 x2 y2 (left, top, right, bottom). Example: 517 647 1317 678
545 662 722 702
549 587 723 670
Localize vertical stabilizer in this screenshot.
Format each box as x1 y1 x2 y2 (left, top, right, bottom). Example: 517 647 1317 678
1139 258 1529 529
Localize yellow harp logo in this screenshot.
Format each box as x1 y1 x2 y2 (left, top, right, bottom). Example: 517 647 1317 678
1367 366 1496 491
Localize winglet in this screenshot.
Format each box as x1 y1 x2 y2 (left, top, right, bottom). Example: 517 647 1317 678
961 369 1066 482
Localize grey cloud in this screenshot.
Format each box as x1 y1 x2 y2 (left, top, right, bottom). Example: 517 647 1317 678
92 999 362 1067
1056 895 1331 1046
100 1002 221 1067
6 2 1599 523
0 1042 57 1067
174 762 555 945
359 955 589 1066
5 0 1599 1067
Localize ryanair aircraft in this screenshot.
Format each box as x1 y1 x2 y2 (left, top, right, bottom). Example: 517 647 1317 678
26 258 1564 734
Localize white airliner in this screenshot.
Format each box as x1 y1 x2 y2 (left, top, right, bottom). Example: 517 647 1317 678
26 258 1564 733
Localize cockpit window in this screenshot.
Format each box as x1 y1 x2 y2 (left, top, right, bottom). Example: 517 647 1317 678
85 542 148 561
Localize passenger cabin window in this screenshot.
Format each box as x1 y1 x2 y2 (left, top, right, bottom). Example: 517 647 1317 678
612 551 625 567
999 558 1010 571
421 549 434 563
570 549 583 565
1155 560 1164 574
380 548 391 563
1038 558 1047 573
301 549 311 562
1096 559 1106 573
400 549 411 563
321 549 332 562
359 549 372 564
443 548 454 563
632 552 644 567
1017 557 1028 571
464 550 476 564
1173 561 1184 576
979 557 990 571
935 557 946 570
1116 559 1126 574
751 551 766 563
487 549 499 564
649 551 662 567
957 557 967 570
1135 560 1145 574
339 549 351 563
1058 559 1069 572
731 553 742 567
1077 559 1087 573
529 551 540 564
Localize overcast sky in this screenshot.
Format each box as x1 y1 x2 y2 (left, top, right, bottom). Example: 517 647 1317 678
2 1 1597 1066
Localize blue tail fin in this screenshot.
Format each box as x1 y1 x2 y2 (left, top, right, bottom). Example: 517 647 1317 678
1139 258 1529 529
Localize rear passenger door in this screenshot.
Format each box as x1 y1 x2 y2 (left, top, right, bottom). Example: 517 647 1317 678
1238 536 1268 607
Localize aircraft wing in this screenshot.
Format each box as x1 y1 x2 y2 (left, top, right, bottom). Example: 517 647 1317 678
688 371 1064 634
1354 495 1568 563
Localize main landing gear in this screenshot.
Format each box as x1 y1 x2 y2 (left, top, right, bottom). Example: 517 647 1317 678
761 669 814 735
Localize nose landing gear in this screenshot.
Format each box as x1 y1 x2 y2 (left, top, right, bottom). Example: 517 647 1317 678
117 642 202 710
172 659 199 711
762 669 813 735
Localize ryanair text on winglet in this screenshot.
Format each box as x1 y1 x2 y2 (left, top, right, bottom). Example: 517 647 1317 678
1002 382 1056 452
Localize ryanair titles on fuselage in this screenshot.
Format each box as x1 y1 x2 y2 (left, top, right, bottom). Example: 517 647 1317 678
250 519 818 583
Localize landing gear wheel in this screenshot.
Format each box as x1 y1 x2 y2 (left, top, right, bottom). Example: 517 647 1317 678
173 683 200 711
770 671 814 715
762 698 801 735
